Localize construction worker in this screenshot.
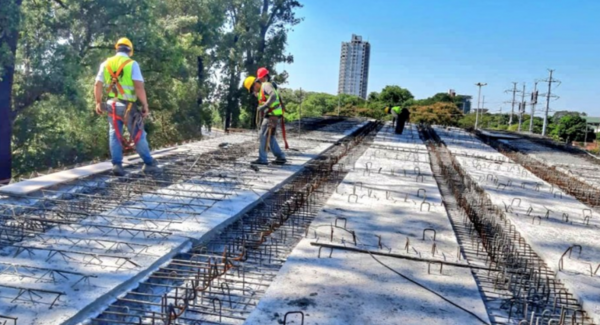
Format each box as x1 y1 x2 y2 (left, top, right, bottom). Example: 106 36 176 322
243 75 287 165
385 106 411 134
257 67 278 88
94 37 159 176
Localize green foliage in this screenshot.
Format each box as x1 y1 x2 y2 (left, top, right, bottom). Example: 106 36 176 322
6 0 303 177
0 0 21 78
552 115 595 142
378 85 414 107
409 102 463 126
552 110 582 123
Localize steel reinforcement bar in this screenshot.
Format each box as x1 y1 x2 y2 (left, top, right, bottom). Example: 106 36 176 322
89 121 381 325
421 126 594 325
477 133 600 209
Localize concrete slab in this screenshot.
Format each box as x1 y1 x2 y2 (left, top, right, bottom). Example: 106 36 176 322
0 120 370 325
0 143 210 196
435 126 600 324
245 124 490 325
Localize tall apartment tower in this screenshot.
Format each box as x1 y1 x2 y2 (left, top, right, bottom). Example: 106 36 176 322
338 34 371 99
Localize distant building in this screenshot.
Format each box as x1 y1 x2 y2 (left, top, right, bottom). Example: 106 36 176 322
584 116 600 132
449 90 472 114
338 34 371 99
459 96 472 114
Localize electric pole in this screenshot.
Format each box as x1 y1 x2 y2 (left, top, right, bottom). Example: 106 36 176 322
518 83 526 132
475 82 487 129
529 82 539 133
541 69 560 136
506 82 517 126
482 96 486 113
299 88 304 134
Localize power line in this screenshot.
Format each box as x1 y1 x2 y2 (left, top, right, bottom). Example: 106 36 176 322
529 81 539 133
475 82 487 129
518 83 526 132
504 82 518 126
541 69 561 136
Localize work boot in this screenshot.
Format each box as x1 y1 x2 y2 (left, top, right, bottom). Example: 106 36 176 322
272 157 287 165
142 160 161 174
251 159 268 165
112 164 126 177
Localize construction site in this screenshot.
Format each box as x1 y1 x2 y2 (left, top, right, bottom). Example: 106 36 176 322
0 118 597 325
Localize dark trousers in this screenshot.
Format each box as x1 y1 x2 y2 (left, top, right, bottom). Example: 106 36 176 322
395 118 406 134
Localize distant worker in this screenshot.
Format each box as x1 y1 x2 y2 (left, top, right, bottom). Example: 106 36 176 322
94 37 159 176
244 74 287 165
385 106 411 134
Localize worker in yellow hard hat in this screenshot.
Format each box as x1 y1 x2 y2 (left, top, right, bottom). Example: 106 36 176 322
93 37 159 176
384 105 410 134
244 75 287 165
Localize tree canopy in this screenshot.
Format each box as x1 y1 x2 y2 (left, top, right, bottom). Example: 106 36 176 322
1 0 303 180
552 115 596 142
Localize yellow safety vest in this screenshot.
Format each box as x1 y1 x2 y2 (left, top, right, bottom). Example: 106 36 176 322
103 55 137 102
391 106 401 114
259 82 283 116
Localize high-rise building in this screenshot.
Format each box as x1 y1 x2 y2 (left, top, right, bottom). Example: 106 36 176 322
338 34 370 99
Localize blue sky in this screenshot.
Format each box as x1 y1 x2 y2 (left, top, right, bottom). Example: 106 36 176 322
278 0 600 116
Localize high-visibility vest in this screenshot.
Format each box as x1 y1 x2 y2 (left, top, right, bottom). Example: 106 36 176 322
392 106 401 114
259 82 283 116
103 55 137 102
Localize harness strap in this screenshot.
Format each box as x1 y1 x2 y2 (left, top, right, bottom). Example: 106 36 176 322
105 59 133 96
261 101 289 150
109 101 143 150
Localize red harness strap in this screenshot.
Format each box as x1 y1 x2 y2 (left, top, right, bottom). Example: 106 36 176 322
105 59 142 150
108 101 142 150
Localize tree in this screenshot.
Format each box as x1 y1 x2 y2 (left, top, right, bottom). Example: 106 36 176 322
553 115 595 142
430 92 454 103
409 102 463 126
552 110 580 123
0 0 22 183
379 85 413 107
217 0 303 130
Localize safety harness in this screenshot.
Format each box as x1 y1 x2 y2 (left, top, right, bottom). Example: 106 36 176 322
259 84 289 149
105 58 143 150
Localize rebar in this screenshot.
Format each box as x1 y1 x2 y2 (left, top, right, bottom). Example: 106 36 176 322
90 120 380 325
422 125 595 325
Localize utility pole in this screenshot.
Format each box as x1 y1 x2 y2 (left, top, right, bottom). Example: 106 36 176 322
529 82 539 133
507 82 517 126
541 69 560 136
482 96 486 114
518 83 526 132
475 82 487 129
299 88 304 134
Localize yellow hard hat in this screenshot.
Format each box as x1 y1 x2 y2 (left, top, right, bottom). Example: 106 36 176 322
244 76 257 92
115 37 134 56
384 107 390 114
